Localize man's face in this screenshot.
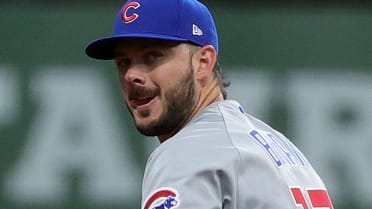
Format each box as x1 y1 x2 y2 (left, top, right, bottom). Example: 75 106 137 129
114 38 198 140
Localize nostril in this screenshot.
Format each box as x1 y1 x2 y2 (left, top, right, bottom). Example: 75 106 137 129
133 78 143 84
126 73 145 85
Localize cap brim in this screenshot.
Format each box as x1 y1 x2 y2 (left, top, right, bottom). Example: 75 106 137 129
85 34 188 60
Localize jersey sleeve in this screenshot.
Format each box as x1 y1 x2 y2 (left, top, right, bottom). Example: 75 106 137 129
141 132 237 209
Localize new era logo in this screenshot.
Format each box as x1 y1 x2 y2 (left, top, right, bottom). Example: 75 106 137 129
192 24 203 36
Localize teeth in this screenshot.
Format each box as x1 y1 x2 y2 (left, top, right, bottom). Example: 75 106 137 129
130 95 150 100
137 96 151 100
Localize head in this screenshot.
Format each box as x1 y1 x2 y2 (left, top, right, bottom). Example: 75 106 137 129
85 0 229 141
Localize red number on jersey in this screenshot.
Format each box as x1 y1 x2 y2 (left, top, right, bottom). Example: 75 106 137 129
290 187 334 209
291 187 310 209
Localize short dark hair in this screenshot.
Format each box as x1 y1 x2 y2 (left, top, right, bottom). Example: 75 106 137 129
213 62 230 99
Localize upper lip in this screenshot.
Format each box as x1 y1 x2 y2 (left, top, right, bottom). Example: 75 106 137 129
128 86 158 106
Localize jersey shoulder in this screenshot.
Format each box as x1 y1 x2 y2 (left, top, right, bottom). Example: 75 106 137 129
145 100 239 174
142 101 241 208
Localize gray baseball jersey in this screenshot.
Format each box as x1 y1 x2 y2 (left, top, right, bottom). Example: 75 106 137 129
141 100 333 209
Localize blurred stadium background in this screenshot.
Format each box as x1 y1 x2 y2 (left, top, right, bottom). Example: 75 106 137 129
1 0 371 208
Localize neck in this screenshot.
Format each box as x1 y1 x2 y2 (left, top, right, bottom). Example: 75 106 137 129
195 82 224 113
158 82 223 142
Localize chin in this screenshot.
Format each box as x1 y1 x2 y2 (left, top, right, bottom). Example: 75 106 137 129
135 123 158 137
133 115 159 136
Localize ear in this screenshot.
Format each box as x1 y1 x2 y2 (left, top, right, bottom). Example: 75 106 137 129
192 45 217 81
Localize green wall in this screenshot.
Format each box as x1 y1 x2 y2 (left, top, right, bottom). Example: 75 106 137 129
2 5 372 68
1 4 371 209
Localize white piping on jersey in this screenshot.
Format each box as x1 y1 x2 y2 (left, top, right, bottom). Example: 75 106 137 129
215 101 242 209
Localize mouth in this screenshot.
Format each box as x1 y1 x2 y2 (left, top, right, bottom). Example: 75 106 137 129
130 96 156 108
128 86 159 109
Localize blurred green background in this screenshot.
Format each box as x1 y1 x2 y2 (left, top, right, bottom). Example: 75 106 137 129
1 1 371 209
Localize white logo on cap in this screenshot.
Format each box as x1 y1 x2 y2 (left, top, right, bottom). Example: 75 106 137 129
192 24 203 36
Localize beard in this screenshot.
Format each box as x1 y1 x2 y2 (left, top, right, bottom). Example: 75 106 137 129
128 65 197 137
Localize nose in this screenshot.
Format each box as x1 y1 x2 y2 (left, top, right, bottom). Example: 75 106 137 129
124 64 146 85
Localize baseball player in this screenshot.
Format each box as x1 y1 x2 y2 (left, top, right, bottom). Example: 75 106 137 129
85 0 334 208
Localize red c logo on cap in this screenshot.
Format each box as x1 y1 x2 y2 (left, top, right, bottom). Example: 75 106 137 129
121 2 141 23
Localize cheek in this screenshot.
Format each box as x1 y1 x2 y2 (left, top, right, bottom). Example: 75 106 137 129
117 71 128 91
118 70 126 85
118 79 129 101
118 78 125 93
157 63 191 84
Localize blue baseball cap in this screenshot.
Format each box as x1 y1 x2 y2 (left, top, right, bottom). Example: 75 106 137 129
85 0 219 60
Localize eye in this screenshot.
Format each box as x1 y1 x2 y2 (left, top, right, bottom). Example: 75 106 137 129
116 57 131 71
145 51 163 64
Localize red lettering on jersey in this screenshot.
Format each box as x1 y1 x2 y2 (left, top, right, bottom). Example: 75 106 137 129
121 2 141 23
